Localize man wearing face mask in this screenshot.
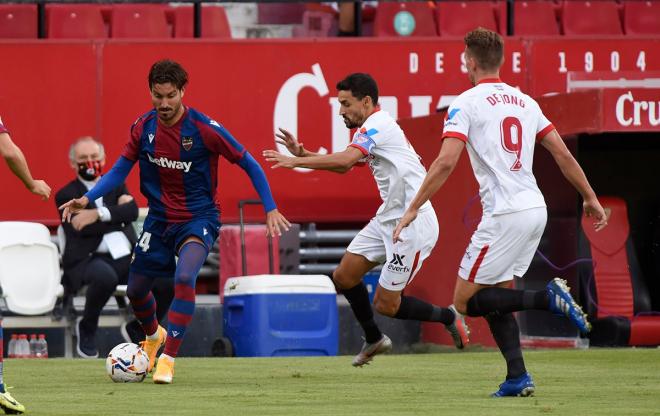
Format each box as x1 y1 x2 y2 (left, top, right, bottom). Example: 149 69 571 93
55 136 139 358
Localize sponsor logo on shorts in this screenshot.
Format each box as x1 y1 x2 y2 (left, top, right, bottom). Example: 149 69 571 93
387 253 410 273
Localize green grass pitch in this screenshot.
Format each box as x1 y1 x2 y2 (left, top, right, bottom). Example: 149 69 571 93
7 348 660 415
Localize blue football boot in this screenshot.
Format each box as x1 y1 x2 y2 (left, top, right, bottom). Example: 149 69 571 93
492 372 535 397
546 277 591 334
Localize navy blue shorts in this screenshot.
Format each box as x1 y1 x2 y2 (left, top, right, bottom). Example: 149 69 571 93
130 215 220 278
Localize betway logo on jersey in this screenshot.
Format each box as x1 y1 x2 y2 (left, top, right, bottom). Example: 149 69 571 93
387 253 410 274
147 154 192 172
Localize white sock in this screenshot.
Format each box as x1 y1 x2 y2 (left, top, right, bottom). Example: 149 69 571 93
160 353 175 362
146 328 160 340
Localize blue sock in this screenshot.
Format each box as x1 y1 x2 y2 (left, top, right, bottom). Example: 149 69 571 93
164 242 208 357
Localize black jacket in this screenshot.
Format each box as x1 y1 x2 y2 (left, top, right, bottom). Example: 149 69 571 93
55 178 139 291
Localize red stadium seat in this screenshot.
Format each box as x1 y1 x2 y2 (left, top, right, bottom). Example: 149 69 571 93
292 3 375 37
171 5 231 38
374 2 437 37
110 5 171 38
580 197 660 346
46 5 107 39
514 1 560 35
0 5 37 39
562 0 623 35
257 2 305 24
624 0 660 35
292 10 337 38
436 1 499 37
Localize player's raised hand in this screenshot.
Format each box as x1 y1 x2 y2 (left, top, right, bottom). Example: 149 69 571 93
265 209 291 237
29 179 51 200
583 197 608 232
393 208 418 243
275 127 304 157
263 149 297 169
59 196 90 223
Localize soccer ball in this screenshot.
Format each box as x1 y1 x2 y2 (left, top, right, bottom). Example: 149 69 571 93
106 343 149 383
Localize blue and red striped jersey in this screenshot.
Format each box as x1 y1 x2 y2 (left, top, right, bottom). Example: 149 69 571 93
122 106 246 222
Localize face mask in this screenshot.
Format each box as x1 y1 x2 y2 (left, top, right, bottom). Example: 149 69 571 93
78 160 102 181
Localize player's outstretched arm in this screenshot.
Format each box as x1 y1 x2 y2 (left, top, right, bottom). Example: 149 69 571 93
0 119 51 200
263 146 363 173
393 137 465 242
540 129 607 231
238 152 291 236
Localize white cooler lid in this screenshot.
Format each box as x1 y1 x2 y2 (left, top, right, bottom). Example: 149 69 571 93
223 274 336 296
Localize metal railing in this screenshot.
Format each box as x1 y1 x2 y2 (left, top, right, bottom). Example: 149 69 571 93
298 223 382 276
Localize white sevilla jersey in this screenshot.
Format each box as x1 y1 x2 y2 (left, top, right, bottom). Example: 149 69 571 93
349 110 432 222
443 79 555 216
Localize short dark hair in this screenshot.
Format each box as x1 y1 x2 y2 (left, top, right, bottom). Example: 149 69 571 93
148 59 188 90
336 73 379 105
464 27 504 71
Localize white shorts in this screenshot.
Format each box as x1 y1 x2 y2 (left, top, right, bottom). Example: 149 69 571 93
347 208 439 291
458 207 547 285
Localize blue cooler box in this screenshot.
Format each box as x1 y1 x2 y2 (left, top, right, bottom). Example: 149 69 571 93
223 275 338 357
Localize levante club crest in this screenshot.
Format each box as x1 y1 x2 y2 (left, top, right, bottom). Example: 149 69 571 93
182 136 193 151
